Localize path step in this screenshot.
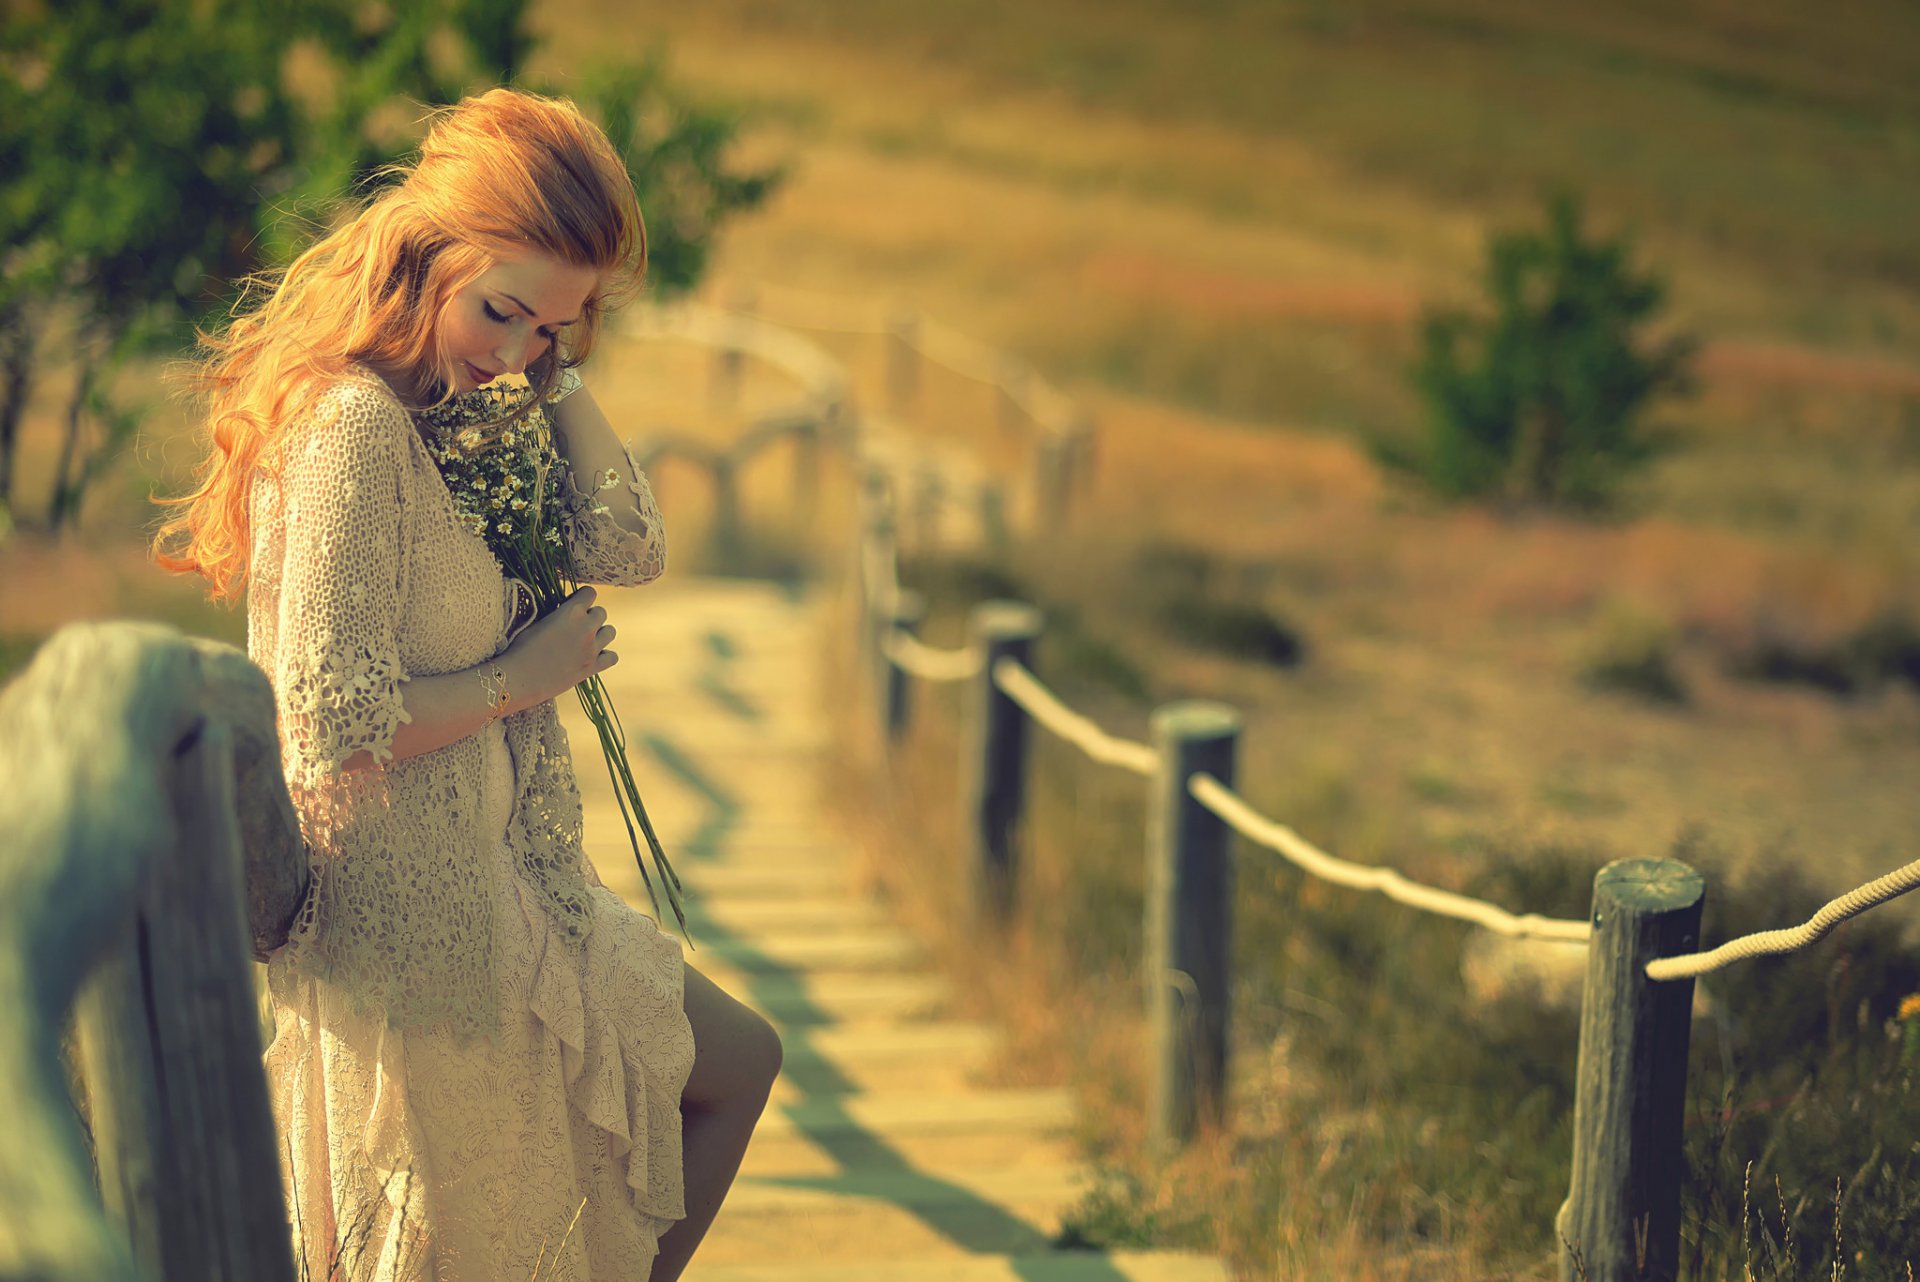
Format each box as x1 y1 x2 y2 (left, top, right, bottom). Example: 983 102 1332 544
720 971 955 1026
765 1023 1001 1098
756 1089 1074 1139
743 1126 1079 1180
687 1250 1231 1282
696 1169 1084 1265
699 929 928 973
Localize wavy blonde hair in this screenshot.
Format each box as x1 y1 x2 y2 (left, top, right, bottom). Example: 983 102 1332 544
151 87 646 604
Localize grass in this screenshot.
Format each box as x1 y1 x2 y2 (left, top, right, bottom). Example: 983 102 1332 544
830 561 1920 1277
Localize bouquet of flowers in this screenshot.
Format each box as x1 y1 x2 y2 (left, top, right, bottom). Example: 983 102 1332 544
416 378 689 941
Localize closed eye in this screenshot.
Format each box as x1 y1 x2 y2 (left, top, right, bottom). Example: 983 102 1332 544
483 299 558 340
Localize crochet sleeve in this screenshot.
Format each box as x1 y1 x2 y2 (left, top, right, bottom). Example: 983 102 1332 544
556 440 667 588
271 380 415 791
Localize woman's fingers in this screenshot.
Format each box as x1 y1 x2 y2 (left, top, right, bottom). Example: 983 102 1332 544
596 625 616 646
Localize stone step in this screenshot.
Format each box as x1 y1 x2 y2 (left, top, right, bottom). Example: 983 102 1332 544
695 1166 1090 1265
686 1249 1232 1282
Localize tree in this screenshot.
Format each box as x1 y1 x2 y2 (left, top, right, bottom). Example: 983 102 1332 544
0 0 781 535
1391 189 1697 512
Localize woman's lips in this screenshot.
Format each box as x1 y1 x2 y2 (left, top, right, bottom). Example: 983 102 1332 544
463 361 498 385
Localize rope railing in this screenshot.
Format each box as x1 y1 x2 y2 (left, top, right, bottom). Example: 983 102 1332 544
881 630 984 683
1646 854 1920 980
807 290 1920 1277
1187 774 1592 944
990 657 1159 777
684 282 1920 1279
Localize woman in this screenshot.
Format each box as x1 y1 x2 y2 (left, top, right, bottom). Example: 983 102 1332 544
151 87 782 1281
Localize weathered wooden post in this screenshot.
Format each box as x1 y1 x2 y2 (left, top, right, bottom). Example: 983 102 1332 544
963 601 1042 925
1032 432 1071 534
996 360 1031 439
852 465 890 693
791 418 821 537
914 463 944 552
1557 858 1704 1282
884 589 926 744
888 310 921 416
0 621 306 1282
978 483 1009 554
1146 702 1240 1155
709 451 742 570
1068 411 1099 499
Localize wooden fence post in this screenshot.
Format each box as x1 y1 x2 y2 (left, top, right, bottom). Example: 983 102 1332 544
884 589 926 744
1033 432 1071 534
1558 858 1704 1282
709 453 742 569
1146 702 1241 1155
996 359 1031 439
791 419 821 537
978 483 1009 554
963 601 1042 925
888 311 921 416
852 466 890 694
914 463 944 552
0 621 304 1282
1068 411 1099 499
863 484 900 719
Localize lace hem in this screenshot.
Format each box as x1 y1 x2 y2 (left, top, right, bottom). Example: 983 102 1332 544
279 634 414 793
558 443 666 588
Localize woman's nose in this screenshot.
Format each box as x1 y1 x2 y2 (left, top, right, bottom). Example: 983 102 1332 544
497 333 547 376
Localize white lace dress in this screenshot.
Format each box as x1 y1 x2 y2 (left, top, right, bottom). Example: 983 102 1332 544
247 368 694 1281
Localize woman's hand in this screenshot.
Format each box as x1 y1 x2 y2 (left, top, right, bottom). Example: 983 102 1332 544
501 585 618 706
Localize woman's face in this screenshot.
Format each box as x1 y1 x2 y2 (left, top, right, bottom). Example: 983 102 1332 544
439 252 601 393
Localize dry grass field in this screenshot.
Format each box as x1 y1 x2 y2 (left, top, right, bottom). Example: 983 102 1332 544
4 2 1919 1277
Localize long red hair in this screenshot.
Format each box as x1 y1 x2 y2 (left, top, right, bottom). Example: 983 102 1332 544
151 87 646 604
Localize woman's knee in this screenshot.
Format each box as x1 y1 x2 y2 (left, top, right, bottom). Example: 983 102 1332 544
750 1009 784 1089
682 964 784 1105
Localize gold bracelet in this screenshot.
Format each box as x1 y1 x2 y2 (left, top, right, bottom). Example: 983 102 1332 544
479 663 511 722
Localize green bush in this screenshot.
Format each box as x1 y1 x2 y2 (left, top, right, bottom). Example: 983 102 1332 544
1392 189 1698 512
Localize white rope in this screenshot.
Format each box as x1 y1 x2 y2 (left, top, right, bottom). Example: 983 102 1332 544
1646 855 1920 980
990 658 1159 777
1188 774 1593 944
881 630 985 683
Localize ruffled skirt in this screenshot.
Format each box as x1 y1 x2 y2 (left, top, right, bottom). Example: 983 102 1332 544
265 720 696 1281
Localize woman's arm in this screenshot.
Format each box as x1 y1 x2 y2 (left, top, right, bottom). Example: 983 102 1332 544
338 649 543 771
550 383 650 538
546 376 667 586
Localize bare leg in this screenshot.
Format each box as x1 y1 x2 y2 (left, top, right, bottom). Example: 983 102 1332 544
647 961 783 1282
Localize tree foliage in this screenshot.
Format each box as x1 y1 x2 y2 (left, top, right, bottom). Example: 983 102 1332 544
0 0 782 534
1391 189 1698 512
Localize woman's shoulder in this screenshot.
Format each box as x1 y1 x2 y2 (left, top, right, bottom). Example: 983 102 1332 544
263 367 427 502
281 365 416 455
